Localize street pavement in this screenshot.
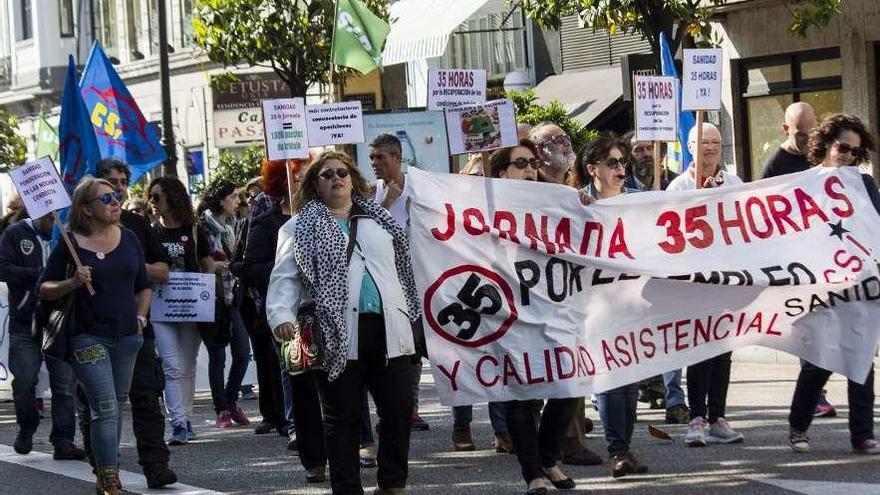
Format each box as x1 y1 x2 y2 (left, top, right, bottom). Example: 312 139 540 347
0 361 878 494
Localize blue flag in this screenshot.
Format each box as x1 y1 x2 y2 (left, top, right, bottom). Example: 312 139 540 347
59 55 101 195
79 41 165 184
660 32 695 172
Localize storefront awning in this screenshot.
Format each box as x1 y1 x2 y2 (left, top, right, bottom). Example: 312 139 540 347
382 0 492 66
532 67 623 127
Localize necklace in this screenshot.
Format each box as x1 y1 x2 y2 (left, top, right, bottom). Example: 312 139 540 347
96 251 106 260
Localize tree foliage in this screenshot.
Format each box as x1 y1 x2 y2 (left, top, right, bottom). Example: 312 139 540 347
210 145 264 189
0 108 27 173
507 89 596 152
192 0 388 96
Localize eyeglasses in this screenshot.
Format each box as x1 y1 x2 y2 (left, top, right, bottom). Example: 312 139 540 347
834 141 866 159
505 157 544 170
149 193 162 203
90 191 124 205
319 168 350 180
539 134 571 147
602 158 628 170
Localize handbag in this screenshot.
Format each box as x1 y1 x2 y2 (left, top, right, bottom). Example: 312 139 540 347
283 217 359 375
35 251 78 362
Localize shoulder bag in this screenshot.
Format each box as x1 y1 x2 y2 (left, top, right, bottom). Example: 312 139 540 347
35 242 78 362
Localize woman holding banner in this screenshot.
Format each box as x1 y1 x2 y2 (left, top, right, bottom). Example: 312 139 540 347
490 140 578 494
788 113 880 455
40 177 151 494
267 150 422 494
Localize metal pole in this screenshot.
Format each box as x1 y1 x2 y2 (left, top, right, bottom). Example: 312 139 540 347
158 0 177 176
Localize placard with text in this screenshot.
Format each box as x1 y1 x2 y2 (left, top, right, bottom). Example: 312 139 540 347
427 69 487 111
9 156 71 220
444 99 518 155
682 48 723 111
306 101 365 146
262 98 309 160
633 75 679 142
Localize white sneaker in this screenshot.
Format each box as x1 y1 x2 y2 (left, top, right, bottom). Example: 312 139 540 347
706 418 744 444
685 416 707 447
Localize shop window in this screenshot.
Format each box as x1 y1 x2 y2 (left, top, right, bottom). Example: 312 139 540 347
59 0 75 37
19 0 32 40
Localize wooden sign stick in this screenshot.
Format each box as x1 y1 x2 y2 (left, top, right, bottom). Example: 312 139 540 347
285 159 296 209
694 111 705 189
481 151 492 178
51 211 95 296
652 140 662 191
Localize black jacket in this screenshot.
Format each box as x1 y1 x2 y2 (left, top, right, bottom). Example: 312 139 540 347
241 207 290 308
0 220 49 333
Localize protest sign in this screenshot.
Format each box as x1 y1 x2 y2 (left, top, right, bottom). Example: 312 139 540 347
306 101 365 146
633 75 678 142
151 273 216 323
427 69 487 111
9 157 71 220
681 48 723 111
355 110 450 181
262 98 309 160
406 167 880 406
445 99 518 155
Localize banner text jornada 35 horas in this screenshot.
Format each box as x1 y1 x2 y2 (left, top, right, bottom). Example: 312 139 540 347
406 167 880 406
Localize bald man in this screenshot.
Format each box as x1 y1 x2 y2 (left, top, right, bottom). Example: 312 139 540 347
666 123 742 191
760 102 817 178
530 123 576 184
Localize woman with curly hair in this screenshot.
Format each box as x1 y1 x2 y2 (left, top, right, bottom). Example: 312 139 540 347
788 113 880 455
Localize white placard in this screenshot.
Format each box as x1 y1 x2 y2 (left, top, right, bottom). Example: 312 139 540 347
444 99 518 155
8 157 71 220
427 69 487 111
682 48 723 111
151 272 216 323
305 101 365 146
262 98 309 160
633 75 679 142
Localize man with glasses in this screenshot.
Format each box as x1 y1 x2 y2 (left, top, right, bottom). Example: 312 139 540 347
761 102 816 179
667 123 742 191
530 123 576 184
88 159 177 488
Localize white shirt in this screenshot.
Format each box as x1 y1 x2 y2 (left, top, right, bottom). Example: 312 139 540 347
374 177 409 229
666 167 743 192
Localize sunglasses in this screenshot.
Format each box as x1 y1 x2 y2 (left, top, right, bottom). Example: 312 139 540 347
319 168 350 180
834 141 866 159
90 191 124 205
539 134 572 147
602 158 629 170
506 157 544 170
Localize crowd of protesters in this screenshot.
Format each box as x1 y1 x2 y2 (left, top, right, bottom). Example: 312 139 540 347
1 105 879 495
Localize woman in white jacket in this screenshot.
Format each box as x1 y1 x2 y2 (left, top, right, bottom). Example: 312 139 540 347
266 150 421 495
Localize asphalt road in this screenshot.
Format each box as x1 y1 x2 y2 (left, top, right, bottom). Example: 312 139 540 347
0 361 878 494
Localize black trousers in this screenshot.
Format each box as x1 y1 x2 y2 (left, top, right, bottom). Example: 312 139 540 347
316 314 414 494
506 398 579 484
243 301 285 425
789 362 875 445
290 372 327 470
80 336 170 470
686 352 732 423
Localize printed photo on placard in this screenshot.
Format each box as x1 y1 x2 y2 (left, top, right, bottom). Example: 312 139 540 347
355 109 451 182
445 99 518 155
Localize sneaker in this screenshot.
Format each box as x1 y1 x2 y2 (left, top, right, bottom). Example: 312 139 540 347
53 442 86 460
706 418 744 444
853 439 880 455
167 425 188 446
789 428 811 453
229 404 251 425
287 431 298 451
665 404 690 425
452 425 475 451
13 432 33 455
411 414 429 431
813 390 837 417
186 421 198 440
685 417 707 447
216 410 233 428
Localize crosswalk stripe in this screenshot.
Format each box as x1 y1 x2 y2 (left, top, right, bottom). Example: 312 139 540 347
758 478 880 495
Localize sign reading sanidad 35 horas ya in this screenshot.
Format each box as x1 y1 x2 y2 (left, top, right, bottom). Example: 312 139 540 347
682 48 723 111
406 167 880 406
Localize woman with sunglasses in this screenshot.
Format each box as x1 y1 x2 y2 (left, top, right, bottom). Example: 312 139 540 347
570 133 650 479
40 178 150 494
267 151 421 494
488 140 578 494
146 177 214 446
788 113 880 455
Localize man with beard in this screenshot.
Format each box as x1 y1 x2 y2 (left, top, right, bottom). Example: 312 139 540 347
621 131 678 190
760 102 816 179
530 123 577 184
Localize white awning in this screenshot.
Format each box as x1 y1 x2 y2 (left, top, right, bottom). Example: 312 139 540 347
382 0 493 66
533 67 623 126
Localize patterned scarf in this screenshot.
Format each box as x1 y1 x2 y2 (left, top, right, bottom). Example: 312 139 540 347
292 196 421 381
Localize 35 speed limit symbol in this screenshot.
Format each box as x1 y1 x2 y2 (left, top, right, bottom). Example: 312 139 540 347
423 265 518 348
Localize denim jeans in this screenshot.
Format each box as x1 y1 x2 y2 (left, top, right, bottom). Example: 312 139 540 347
596 384 639 456
452 402 509 436
205 308 251 414
8 333 77 446
69 332 142 469
274 337 295 434
663 369 686 408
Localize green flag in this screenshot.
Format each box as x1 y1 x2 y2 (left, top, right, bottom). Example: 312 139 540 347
36 115 59 160
331 0 390 74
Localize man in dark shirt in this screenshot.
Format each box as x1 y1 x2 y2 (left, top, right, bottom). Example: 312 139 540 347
621 131 678 190
85 159 177 488
760 102 816 179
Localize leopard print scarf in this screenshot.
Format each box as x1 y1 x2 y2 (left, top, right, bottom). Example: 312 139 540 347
292 196 421 381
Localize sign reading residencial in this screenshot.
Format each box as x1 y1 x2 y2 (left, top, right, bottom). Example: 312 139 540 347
445 99 518 155
151 272 216 323
633 75 679 142
682 48 723 111
305 101 365 146
427 69 487 111
262 98 309 160
9 156 71 220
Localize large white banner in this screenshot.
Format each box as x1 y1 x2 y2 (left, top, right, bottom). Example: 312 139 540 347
407 167 880 406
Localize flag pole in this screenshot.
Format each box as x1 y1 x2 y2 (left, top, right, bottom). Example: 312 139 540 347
51 211 95 296
652 141 662 190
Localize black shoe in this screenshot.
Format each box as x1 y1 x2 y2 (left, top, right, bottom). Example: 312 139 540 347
542 467 575 489
53 443 86 460
144 464 178 488
277 423 289 437
665 404 690 425
13 433 32 455
306 465 327 483
561 447 603 466
254 421 276 435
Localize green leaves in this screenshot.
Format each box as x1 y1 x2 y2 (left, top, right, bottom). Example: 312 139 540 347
211 145 265 188
0 108 26 173
789 0 843 38
507 89 596 153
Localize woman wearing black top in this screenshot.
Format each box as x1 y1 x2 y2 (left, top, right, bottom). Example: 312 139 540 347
40 177 151 494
